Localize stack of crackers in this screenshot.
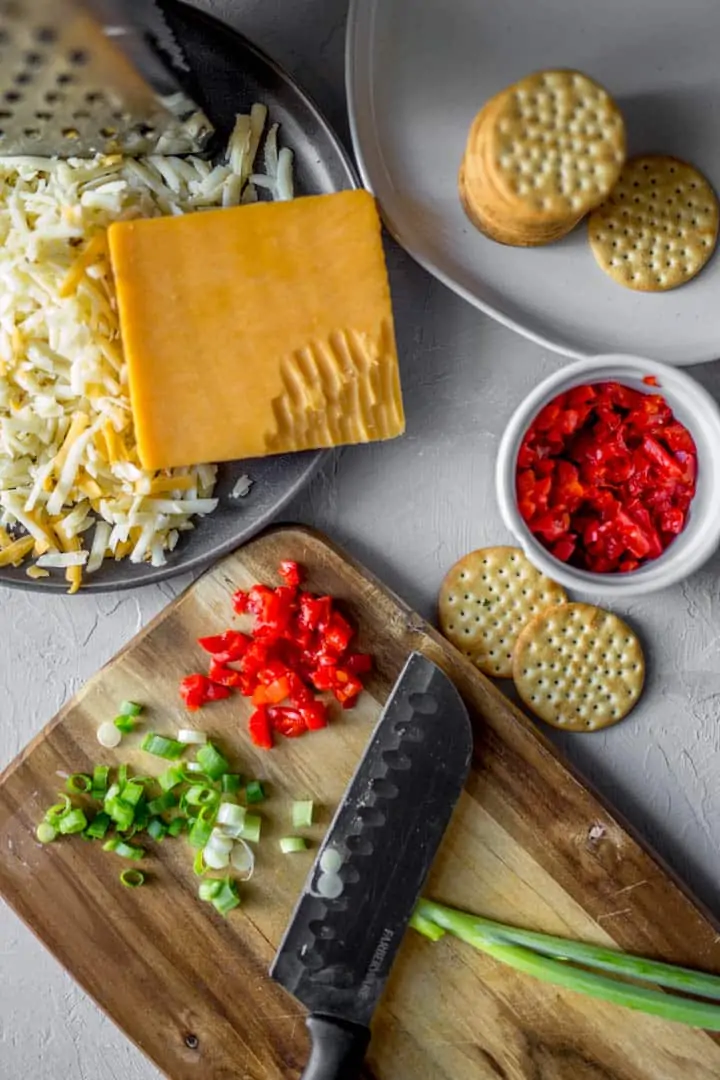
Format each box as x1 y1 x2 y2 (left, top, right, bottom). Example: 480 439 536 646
438 546 645 732
459 68 719 291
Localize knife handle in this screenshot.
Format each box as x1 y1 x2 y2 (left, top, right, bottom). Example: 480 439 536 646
301 1014 371 1080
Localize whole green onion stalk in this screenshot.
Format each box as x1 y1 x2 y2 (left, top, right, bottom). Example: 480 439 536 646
412 899 720 1031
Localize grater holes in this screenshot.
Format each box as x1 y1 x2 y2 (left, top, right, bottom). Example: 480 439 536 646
0 110 11 120
72 109 90 121
85 90 105 105
134 122 156 137
34 110 52 121
45 90 62 104
34 26 57 44
100 126 117 138
4 89 21 103
24 51 42 66
22 127 39 140
14 71 32 85
56 72 74 86
61 127 80 140
68 48 88 66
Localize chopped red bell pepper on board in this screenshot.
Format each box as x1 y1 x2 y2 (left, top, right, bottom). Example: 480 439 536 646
180 560 372 747
278 559 303 587
197 630 251 663
516 381 697 573
248 706 273 749
179 673 231 710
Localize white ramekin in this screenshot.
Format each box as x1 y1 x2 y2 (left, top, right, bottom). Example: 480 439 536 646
496 354 720 596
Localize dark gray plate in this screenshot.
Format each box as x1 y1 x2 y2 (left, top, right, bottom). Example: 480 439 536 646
0 0 356 592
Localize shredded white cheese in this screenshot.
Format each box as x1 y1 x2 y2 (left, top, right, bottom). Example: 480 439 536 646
230 474 254 499
0 108 294 590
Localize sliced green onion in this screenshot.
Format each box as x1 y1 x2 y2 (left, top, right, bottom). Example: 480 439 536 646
118 764 129 787
216 802 246 830
183 762 207 776
105 798 135 832
120 780 144 807
66 773 92 795
84 811 111 840
189 805 217 849
120 869 145 888
58 808 88 835
177 728 208 745
147 790 179 815
198 879 222 902
212 878 241 916
221 773 242 794
291 799 313 829
193 849 208 876
319 848 343 874
279 836 308 855
245 780 265 804
238 813 262 844
44 794 72 828
97 721 122 749
118 701 143 718
103 838 145 860
167 816 187 838
316 871 343 900
134 800 150 832
203 843 231 870
114 715 137 734
199 877 240 916
147 818 168 842
158 765 185 792
104 782 120 804
184 784 220 809
36 821 57 844
91 765 110 798
230 838 255 880
195 741 229 781
141 732 186 760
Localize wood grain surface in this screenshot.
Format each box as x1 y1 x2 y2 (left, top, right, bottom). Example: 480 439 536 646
1 525 720 1080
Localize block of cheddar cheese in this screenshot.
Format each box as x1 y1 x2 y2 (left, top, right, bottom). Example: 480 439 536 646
108 189 405 469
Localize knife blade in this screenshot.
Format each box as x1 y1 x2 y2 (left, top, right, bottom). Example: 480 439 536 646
271 651 473 1080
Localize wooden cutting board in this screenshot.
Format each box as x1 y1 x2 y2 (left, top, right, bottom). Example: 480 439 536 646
2 525 720 1080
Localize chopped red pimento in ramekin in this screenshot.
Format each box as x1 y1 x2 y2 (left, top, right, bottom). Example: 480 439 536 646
515 381 698 574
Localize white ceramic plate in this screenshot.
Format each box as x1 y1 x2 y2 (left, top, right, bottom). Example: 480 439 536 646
346 0 720 365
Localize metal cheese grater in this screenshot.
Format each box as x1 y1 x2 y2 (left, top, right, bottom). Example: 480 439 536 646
0 0 215 156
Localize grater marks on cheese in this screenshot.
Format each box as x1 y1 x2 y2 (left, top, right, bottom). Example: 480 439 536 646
0 0 215 157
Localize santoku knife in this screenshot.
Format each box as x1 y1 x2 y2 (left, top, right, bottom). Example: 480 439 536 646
271 651 474 1080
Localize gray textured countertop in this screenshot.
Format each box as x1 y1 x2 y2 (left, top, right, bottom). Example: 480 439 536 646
3 2 720 1077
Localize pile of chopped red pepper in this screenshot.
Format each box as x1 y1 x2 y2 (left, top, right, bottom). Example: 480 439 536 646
516 381 697 573
179 560 372 748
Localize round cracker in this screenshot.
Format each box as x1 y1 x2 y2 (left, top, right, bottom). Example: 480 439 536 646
513 603 645 732
588 154 719 291
483 70 626 222
438 546 567 678
459 161 581 246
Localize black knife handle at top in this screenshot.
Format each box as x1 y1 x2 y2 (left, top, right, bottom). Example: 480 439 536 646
301 1015 371 1080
